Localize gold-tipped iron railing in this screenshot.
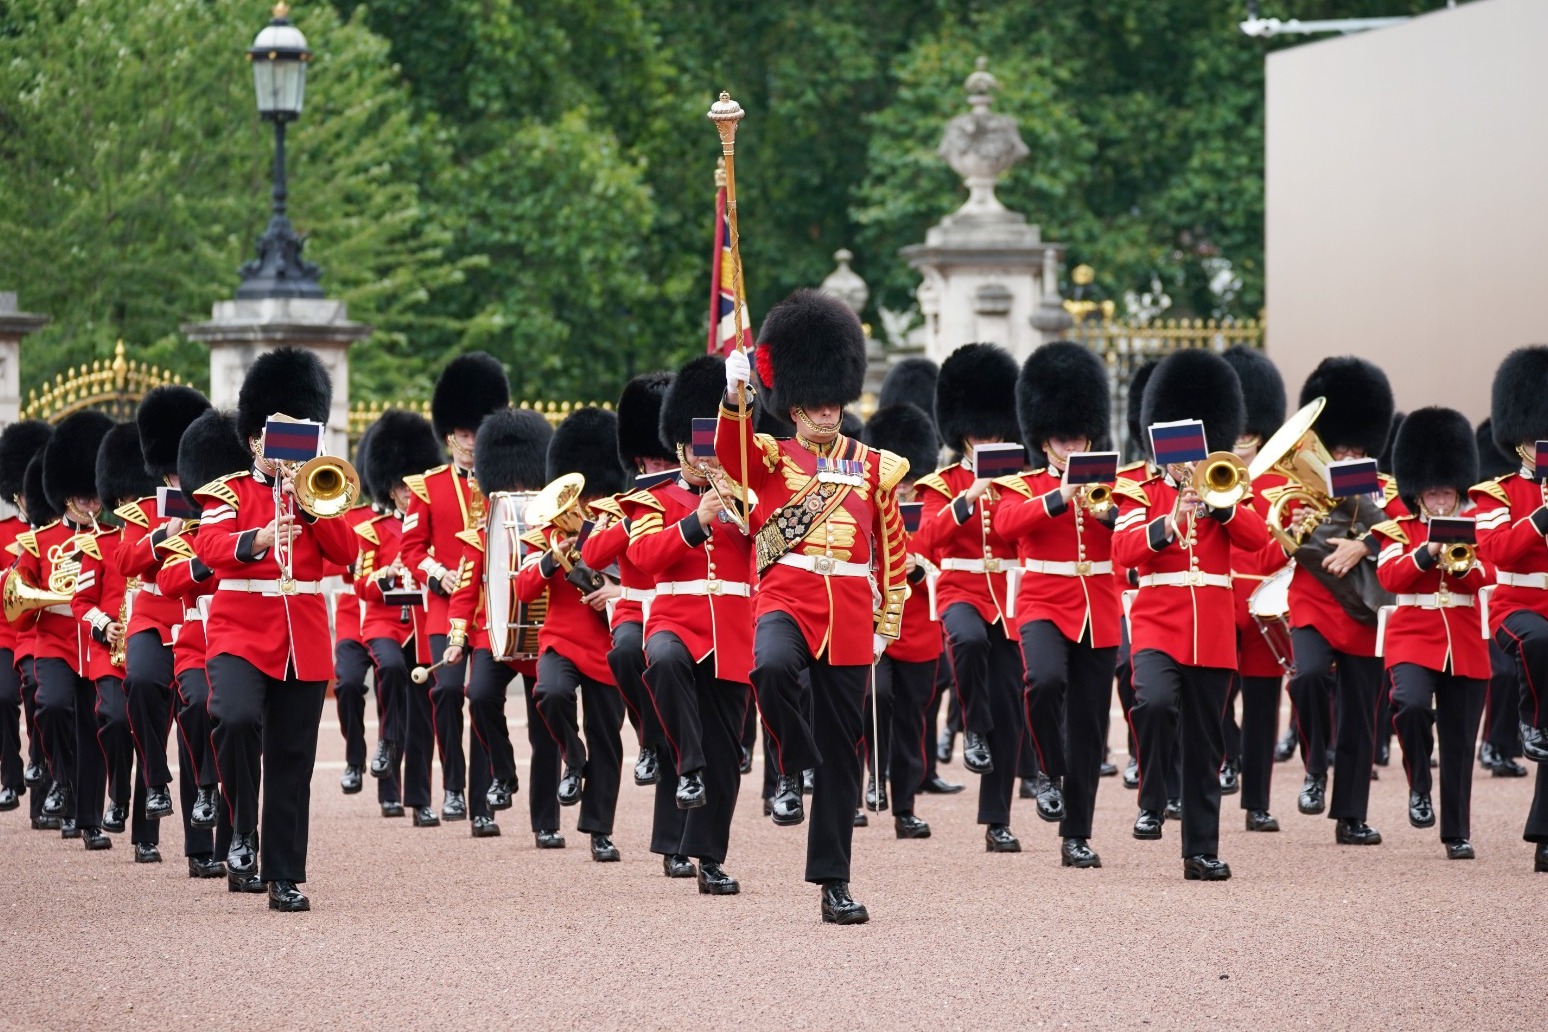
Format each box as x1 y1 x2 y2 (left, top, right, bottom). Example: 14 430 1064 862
21 341 186 424
346 399 613 441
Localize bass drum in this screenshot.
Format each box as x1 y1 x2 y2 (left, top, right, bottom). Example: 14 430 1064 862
485 491 545 662
1247 564 1296 674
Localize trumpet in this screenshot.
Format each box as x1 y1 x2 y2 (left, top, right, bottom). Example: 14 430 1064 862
1078 483 1113 516
1441 541 1476 577
1195 451 1251 510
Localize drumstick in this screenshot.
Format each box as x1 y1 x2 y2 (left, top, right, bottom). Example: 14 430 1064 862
411 659 450 685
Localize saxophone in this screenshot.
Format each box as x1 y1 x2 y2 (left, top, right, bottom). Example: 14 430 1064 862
110 577 139 669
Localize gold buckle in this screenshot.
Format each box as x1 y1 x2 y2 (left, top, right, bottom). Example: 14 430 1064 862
707 580 722 595
984 557 1001 573
1187 570 1202 587
278 576 298 596
1075 561 1092 577
814 556 835 575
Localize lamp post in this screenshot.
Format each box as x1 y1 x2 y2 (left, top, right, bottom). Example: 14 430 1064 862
236 3 324 299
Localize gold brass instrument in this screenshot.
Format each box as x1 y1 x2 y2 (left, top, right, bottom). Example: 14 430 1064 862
1196 451 1251 510
110 576 139 668
46 537 85 596
293 456 361 519
2 569 72 623
1079 483 1113 516
527 473 606 594
705 466 757 535
1441 541 1476 577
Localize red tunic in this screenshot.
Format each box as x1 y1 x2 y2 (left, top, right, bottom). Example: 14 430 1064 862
1374 514 1492 679
1471 473 1548 632
332 505 378 645
514 527 615 685
156 536 214 680
991 468 1120 648
8 520 93 670
353 511 430 663
890 518 945 665
911 463 1016 636
1112 475 1271 669
192 470 359 681
70 526 129 680
713 402 909 666
0 516 26 653
625 478 753 683
400 464 481 636
446 526 541 682
112 497 186 646
581 496 651 630
1231 470 1293 678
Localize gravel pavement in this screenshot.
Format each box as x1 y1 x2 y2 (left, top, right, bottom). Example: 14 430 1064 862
1 697 1543 1031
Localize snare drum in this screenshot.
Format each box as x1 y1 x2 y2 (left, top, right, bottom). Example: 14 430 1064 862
1247 564 1296 674
486 491 545 662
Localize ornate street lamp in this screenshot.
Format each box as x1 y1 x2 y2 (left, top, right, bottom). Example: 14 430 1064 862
236 3 324 299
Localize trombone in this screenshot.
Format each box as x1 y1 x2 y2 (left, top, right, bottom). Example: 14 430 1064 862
1170 451 1251 525
265 449 360 593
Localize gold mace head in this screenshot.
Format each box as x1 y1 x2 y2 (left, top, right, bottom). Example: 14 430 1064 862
707 91 744 149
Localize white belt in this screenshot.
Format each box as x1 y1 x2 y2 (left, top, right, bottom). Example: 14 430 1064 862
617 586 656 603
183 607 204 623
217 579 323 596
939 557 1014 575
776 554 870 578
1395 592 1475 609
1496 571 1548 590
654 579 751 598
43 604 72 617
1137 571 1232 589
135 582 161 597
1022 559 1113 578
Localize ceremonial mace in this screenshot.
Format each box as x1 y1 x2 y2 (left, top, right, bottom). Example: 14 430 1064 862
707 92 751 520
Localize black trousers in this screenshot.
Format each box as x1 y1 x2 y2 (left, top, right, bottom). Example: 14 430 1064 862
869 654 937 817
750 612 868 884
0 648 21 791
206 654 326 884
427 632 467 794
124 631 174 790
1496 610 1548 730
1130 650 1230 857
1236 674 1282 812
607 620 653 748
369 637 427 808
645 634 748 863
526 675 561 833
173 667 217 787
941 602 1023 826
922 652 952 783
333 638 372 770
94 675 147 837
1021 620 1117 839
1288 626 1382 820
467 649 518 782
19 658 48 820
533 649 625 835
1485 639 1523 757
1389 663 1484 841
34 657 106 828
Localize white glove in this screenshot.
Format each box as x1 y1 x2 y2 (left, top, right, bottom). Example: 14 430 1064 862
724 349 751 392
872 633 889 659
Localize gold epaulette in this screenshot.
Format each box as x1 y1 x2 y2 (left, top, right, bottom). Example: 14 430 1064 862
353 519 380 546
403 472 433 505
1379 473 1400 506
993 474 1036 499
877 448 909 492
159 554 192 572
1371 519 1408 545
15 529 39 557
194 473 244 510
4 542 16 557
454 528 483 552
77 534 102 561
1470 478 1510 506
1111 478 1151 506
160 534 197 561
114 500 150 529
590 496 626 520
914 472 952 499
519 529 547 550
628 511 665 542
619 488 665 512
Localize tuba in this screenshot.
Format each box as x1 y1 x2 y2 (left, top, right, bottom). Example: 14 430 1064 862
526 473 606 595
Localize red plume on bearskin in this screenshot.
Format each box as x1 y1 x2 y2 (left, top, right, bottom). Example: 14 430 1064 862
754 290 866 416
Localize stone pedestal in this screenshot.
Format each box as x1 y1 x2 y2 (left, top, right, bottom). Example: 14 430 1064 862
182 297 371 456
0 292 50 427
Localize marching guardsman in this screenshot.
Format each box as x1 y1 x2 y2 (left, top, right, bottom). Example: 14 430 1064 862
1112 349 1271 881
159 408 255 881
861 402 950 837
332 422 383 797
21 410 114 847
401 352 511 823
192 347 360 912
517 408 630 862
14 454 58 829
718 290 910 925
72 423 154 857
1282 357 1406 846
0 419 51 814
1474 418 1529 778
1219 345 1291 832
992 341 1120 868
912 342 1029 852
628 354 753 892
1377 407 1489 859
581 371 677 790
357 410 445 826
1471 346 1548 873
444 407 553 840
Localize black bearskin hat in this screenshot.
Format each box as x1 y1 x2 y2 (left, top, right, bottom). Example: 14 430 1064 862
547 407 627 499
1141 349 1245 457
752 358 794 439
753 290 867 415
878 358 940 439
178 411 253 510
237 346 332 446
23 456 56 527
1476 419 1514 481
1377 412 1404 475
1490 346 1548 456
1299 356 1393 457
936 343 1021 451
0 420 52 503
1126 359 1159 459
1392 407 1477 512
616 371 676 470
1221 346 1285 443
432 351 511 439
659 355 726 451
96 423 155 507
474 408 553 495
136 385 211 480
864 404 938 484
1017 342 1109 455
365 410 444 510
42 410 113 515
